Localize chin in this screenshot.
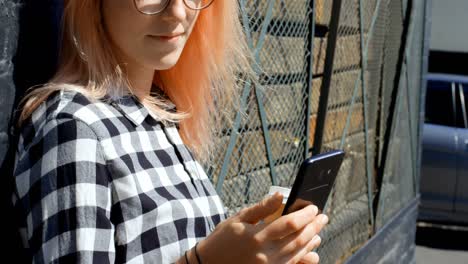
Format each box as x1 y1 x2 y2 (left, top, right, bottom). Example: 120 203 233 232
153 52 183 70
157 62 177 70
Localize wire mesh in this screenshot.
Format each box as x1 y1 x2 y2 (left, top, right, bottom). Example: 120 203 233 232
313 0 373 262
208 0 314 216
375 0 425 229
206 0 421 263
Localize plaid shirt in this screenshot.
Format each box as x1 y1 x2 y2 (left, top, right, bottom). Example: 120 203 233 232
12 89 227 263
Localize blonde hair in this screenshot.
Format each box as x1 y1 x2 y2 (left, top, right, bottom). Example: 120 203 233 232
17 0 255 163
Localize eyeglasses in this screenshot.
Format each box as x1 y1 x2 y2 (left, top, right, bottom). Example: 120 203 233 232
133 0 214 15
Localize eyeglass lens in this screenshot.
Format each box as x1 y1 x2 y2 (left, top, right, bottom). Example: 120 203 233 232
135 0 214 14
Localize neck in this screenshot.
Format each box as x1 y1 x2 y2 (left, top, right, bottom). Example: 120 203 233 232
124 61 155 100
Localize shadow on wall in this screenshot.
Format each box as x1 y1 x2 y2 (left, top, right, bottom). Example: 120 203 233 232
13 0 62 95
1 0 62 260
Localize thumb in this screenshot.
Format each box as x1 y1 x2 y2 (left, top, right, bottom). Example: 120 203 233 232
238 192 283 224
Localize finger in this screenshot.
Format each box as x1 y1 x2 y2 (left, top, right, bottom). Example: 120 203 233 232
277 219 323 256
310 235 322 250
259 205 320 240
237 192 283 224
298 252 320 264
278 236 320 264
286 198 313 214
290 236 321 264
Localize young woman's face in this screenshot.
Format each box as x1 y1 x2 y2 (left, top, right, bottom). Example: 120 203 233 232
102 0 200 70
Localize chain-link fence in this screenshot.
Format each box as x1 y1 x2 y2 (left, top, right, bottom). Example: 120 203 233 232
207 0 315 216
375 0 425 229
206 0 424 263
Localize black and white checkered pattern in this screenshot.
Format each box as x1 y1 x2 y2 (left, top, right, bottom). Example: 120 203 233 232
12 89 227 263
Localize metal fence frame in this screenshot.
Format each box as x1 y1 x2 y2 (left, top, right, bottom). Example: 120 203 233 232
208 0 424 262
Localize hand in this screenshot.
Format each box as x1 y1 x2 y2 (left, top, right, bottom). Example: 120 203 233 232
196 192 328 264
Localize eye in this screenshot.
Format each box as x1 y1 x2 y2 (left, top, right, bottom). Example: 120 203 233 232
134 0 214 14
134 0 166 15
184 0 214 9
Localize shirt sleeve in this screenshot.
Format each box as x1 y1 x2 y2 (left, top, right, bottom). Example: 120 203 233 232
12 118 115 264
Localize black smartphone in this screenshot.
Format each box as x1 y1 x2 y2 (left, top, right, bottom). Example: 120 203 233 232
282 149 345 215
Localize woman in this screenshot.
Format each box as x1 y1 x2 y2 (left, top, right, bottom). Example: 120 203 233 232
12 0 328 263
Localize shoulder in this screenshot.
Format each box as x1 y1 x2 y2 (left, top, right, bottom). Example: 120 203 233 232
18 88 121 149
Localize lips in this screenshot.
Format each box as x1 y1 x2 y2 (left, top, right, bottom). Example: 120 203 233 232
158 35 181 40
152 32 184 38
148 33 184 42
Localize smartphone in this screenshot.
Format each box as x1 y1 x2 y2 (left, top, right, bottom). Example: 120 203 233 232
282 149 345 215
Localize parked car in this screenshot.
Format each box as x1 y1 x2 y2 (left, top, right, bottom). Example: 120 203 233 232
419 73 468 225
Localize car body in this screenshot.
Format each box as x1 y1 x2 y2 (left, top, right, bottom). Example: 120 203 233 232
419 73 468 225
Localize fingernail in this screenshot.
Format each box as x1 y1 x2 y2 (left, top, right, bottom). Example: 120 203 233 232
320 215 329 225
312 205 319 214
312 235 321 244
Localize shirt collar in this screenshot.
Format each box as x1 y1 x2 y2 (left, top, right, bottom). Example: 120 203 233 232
110 95 150 126
108 90 177 127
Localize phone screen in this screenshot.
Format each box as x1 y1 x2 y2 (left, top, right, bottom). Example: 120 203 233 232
282 150 345 215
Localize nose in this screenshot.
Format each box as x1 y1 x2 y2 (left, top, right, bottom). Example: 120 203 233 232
163 0 189 21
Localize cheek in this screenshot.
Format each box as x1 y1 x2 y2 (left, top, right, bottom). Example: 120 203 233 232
102 1 146 55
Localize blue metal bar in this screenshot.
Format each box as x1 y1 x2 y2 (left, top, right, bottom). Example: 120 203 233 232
216 82 252 194
336 0 385 229
338 0 385 150
339 76 361 149
254 89 278 185
405 59 418 198
216 0 277 194
336 0 383 227
402 2 419 197
253 0 277 185
416 0 432 195
215 0 253 196
342 0 385 108
403 6 418 196
358 0 375 229
376 70 405 227
254 1 276 57
375 0 414 228
239 0 253 48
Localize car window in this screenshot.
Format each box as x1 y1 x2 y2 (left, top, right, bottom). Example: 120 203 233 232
425 80 456 127
462 84 468 113
454 83 467 128
460 84 468 128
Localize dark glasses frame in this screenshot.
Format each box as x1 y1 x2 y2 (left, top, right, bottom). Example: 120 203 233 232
133 0 215 15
